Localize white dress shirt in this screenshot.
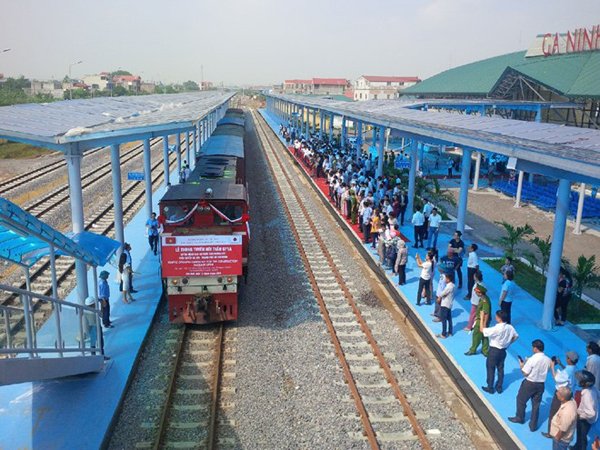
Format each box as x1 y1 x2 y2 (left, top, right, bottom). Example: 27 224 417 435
467 251 479 268
420 260 432 281
439 282 455 308
428 213 442 228
586 354 600 390
522 352 551 383
411 211 425 226
578 387 600 424
482 322 518 350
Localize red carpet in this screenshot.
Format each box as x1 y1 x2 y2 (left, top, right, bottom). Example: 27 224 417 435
284 145 409 242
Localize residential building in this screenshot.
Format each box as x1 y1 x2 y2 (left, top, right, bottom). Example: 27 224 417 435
82 72 112 91
113 75 141 92
201 81 214 90
312 78 349 96
28 80 64 99
283 79 313 94
140 82 156 94
353 76 421 101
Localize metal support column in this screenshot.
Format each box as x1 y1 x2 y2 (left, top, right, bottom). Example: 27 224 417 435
473 151 481 190
143 138 153 219
328 114 334 142
176 132 182 178
65 151 88 302
22 267 35 357
542 179 571 330
376 127 385 177
49 244 64 356
162 136 170 187
407 140 418 218
185 132 191 166
456 148 472 234
356 121 363 160
341 116 346 147
192 129 197 168
574 183 586 235
319 110 324 139
110 144 125 244
312 109 316 134
514 170 525 208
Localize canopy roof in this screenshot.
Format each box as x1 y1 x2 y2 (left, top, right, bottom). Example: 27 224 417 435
403 50 600 99
0 198 118 268
270 94 600 184
0 91 234 152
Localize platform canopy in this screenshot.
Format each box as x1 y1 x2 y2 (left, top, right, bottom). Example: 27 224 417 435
0 91 235 152
271 94 600 184
0 198 117 267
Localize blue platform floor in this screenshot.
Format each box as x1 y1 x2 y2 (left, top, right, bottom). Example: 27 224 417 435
262 109 598 449
0 178 171 449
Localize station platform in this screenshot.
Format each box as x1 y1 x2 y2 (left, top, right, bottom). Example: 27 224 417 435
0 180 170 449
261 109 599 449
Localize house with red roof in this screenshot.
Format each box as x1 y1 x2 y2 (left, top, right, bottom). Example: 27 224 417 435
353 75 421 101
283 77 351 96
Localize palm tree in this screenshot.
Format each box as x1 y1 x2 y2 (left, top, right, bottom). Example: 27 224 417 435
571 255 600 301
529 235 552 282
494 221 535 259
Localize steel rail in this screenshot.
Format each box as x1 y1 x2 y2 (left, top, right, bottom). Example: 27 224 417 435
207 323 225 450
253 110 381 449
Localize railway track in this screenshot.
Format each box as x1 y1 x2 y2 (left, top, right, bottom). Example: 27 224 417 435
0 139 179 346
0 146 103 197
24 139 159 218
253 109 436 449
121 322 237 450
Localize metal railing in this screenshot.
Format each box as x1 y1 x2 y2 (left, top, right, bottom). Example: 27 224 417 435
0 283 103 358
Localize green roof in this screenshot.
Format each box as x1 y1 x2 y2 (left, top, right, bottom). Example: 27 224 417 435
404 50 600 99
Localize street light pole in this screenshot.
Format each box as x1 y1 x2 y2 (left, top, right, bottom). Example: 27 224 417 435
1 48 11 54
68 60 83 100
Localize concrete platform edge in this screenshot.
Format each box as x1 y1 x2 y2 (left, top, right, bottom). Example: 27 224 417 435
258 109 524 450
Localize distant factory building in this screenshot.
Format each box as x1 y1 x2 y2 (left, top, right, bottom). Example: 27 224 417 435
28 80 64 99
353 76 421 101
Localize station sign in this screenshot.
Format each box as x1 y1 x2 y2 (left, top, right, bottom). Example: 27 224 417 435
127 172 145 181
161 235 242 277
395 157 410 170
526 24 600 57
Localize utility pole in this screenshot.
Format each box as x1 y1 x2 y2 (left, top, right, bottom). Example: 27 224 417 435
68 60 83 100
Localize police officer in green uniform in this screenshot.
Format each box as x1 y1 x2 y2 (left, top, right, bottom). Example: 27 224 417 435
465 284 491 356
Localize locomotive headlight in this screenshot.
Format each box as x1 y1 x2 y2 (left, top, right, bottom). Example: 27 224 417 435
182 278 189 285
171 279 179 285
226 276 233 283
217 277 223 283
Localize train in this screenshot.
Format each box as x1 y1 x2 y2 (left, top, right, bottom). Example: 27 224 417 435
158 108 249 324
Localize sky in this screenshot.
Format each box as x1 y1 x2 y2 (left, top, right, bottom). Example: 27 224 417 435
1 0 599 86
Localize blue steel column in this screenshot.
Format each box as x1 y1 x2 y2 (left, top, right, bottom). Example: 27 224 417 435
176 132 182 177
376 127 385 177
319 110 324 139
542 179 571 330
356 121 363 160
162 136 170 187
329 114 334 142
192 129 197 168
456 148 473 233
341 116 346 147
143 139 153 219
312 109 316 134
65 151 88 302
185 132 191 166
110 144 125 244
406 140 418 219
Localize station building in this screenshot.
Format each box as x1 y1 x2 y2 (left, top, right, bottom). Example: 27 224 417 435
402 24 600 128
353 75 420 101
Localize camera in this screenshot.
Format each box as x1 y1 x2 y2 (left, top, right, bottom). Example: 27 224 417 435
551 356 558 363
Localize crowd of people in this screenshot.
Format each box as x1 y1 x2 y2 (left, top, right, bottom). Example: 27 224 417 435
278 119 596 448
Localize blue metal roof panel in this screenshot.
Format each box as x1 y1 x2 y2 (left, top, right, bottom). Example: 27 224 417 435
0 92 234 148
217 117 245 127
199 135 244 158
0 198 99 267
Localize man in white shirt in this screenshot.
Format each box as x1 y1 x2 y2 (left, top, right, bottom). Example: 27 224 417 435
550 386 578 449
573 370 600 450
411 207 425 248
426 208 442 249
436 272 455 339
509 339 552 431
482 310 518 394
362 201 373 244
415 252 433 306
585 341 600 390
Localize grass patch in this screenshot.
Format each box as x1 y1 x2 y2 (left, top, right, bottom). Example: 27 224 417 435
0 141 54 159
487 259 600 324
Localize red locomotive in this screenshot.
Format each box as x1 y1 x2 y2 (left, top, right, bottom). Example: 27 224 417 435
159 108 249 324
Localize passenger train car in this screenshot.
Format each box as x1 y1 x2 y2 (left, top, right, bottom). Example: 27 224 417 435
159 108 249 324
